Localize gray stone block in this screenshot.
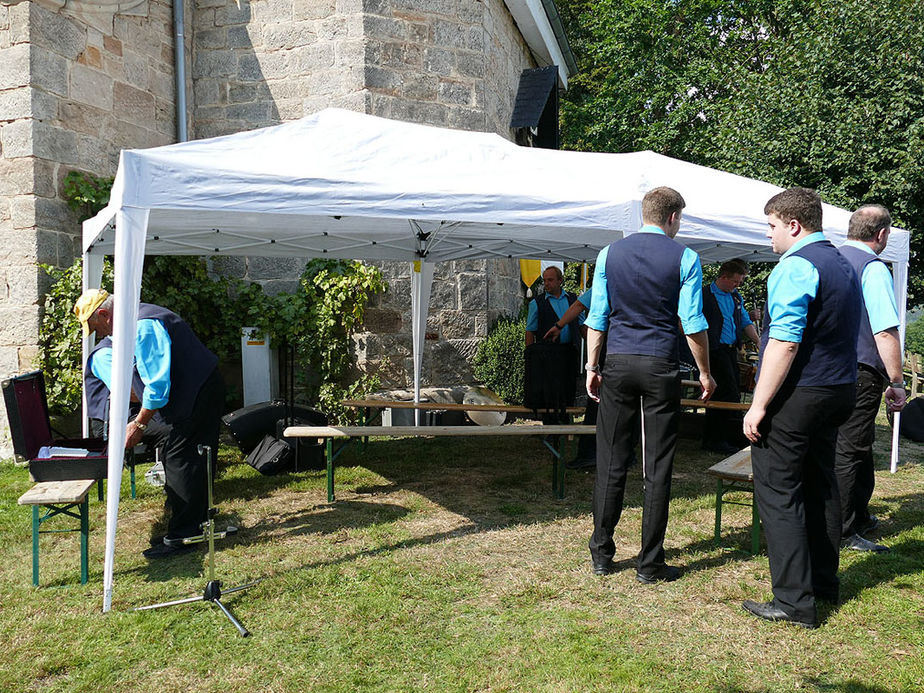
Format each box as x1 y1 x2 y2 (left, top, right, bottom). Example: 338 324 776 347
0 157 33 197
458 272 487 310
0 306 41 346
69 63 114 111
227 25 257 49
225 101 271 122
263 21 316 50
361 307 402 334
238 54 264 81
31 122 79 165
0 45 29 90
1 120 33 158
246 255 305 280
209 255 247 278
293 0 335 21
447 105 485 131
439 310 474 339
34 196 76 229
422 47 453 77
259 278 301 296
30 47 68 96
455 51 485 79
113 81 156 123
429 277 457 310
194 27 227 50
438 79 473 106
29 4 86 60
0 86 30 120
122 49 149 88
195 50 238 79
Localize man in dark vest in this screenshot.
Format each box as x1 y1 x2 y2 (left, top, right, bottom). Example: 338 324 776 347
75 289 225 559
742 188 861 628
584 186 716 583
525 265 579 428
836 205 907 553
701 258 760 454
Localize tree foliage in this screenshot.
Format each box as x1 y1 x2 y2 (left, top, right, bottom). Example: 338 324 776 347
557 0 924 303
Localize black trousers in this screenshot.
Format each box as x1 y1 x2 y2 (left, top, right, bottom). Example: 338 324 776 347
162 368 226 539
702 345 742 447
834 366 884 536
751 383 855 622
590 354 679 573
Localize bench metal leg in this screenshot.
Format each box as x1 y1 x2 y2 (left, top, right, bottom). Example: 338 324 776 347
80 498 89 584
326 438 335 503
714 479 723 546
751 496 760 555
32 505 40 587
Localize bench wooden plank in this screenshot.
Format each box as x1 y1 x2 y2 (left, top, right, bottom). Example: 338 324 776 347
284 425 596 438
705 448 753 482
19 479 96 506
342 399 585 415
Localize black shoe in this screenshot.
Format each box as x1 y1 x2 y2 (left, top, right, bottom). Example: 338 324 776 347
841 534 890 553
857 515 880 536
566 457 596 471
742 600 816 629
149 534 166 547
592 559 616 576
142 541 196 560
636 564 681 584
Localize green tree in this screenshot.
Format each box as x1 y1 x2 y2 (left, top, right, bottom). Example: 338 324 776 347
557 0 924 303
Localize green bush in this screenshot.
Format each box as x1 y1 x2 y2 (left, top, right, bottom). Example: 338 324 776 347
906 316 924 356
473 315 526 404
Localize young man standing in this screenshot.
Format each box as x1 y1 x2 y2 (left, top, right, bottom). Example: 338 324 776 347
742 188 861 628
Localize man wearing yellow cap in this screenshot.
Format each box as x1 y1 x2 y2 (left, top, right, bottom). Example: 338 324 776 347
75 289 225 559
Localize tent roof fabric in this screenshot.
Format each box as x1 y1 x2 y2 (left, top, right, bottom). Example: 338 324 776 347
84 108 910 266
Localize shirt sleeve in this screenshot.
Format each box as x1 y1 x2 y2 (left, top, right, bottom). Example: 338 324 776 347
525 299 538 333
585 246 610 332
738 292 754 328
89 347 113 389
678 248 709 334
135 319 173 410
766 256 819 342
861 260 900 334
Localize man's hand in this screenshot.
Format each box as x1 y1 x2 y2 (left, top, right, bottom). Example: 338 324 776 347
885 385 907 412
586 370 602 402
699 373 717 402
743 405 765 443
125 420 144 449
542 325 562 342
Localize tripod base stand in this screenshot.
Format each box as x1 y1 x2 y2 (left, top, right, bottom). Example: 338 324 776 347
132 445 258 637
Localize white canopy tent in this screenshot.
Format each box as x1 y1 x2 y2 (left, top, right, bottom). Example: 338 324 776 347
81 108 911 612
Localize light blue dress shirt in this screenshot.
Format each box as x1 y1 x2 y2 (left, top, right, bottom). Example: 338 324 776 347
842 240 900 334
89 318 173 409
526 292 580 343
765 232 826 343
709 283 754 345
585 225 709 335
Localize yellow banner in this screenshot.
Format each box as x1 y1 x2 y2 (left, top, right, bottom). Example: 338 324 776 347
519 259 541 287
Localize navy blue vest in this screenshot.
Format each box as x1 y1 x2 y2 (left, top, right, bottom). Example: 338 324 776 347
136 303 218 423
604 233 686 359
758 239 860 387
84 337 112 420
535 291 577 343
703 285 744 350
838 244 889 376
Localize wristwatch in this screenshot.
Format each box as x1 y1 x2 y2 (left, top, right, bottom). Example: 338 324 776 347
585 363 601 374
133 420 148 431
889 381 905 389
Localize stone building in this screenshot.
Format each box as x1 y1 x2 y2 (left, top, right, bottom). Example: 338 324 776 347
0 0 575 452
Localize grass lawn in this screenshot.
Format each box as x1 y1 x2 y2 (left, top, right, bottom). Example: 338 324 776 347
0 422 922 692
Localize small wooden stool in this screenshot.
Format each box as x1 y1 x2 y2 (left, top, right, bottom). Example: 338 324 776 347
705 447 760 554
18 479 96 586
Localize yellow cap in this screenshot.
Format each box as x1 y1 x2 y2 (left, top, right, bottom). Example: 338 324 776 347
74 289 109 337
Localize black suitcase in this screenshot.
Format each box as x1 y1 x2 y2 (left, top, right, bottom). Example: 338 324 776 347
246 434 293 475
899 397 924 442
222 400 327 454
523 342 577 413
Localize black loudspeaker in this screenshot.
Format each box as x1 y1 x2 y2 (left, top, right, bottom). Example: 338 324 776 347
222 400 327 456
899 397 924 442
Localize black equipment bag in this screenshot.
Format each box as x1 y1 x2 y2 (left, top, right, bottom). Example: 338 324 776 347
246 434 294 475
523 342 577 413
899 397 924 442
222 400 327 455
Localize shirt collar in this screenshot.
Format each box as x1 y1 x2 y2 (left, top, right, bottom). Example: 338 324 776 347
638 224 667 236
710 282 732 297
843 239 877 256
781 231 826 260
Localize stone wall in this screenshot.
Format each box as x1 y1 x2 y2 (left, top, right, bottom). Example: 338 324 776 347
0 0 179 454
194 0 534 387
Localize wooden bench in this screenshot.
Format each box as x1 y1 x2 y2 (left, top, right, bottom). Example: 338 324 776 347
705 447 760 554
284 424 596 502
18 479 97 586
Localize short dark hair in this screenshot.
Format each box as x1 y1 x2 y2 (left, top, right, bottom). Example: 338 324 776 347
542 266 563 281
848 204 891 242
763 187 823 232
718 258 749 278
642 186 686 227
